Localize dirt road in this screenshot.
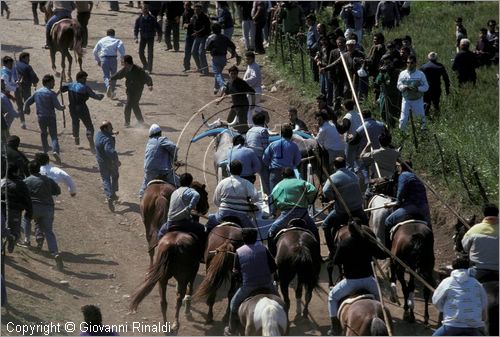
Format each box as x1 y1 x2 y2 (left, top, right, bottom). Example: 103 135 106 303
1 2 454 335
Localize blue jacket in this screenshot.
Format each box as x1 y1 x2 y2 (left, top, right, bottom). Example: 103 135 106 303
396 171 429 208
95 131 119 168
306 23 320 52
62 82 103 112
227 145 261 177
23 86 64 119
144 136 177 172
262 138 301 170
245 125 269 158
134 14 162 40
15 61 39 90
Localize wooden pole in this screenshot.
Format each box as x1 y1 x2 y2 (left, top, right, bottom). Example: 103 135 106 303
299 41 306 83
455 150 474 203
433 133 449 186
471 166 489 204
372 261 394 336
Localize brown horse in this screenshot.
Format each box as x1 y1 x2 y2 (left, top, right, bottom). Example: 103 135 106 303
275 227 322 320
140 180 209 265
338 295 393 336
129 231 200 331
49 18 83 82
389 221 435 324
238 293 289 336
193 223 243 324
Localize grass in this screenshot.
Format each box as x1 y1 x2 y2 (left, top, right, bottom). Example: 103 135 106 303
264 1 499 211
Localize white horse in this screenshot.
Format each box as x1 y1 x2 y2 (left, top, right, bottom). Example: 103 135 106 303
238 293 289 336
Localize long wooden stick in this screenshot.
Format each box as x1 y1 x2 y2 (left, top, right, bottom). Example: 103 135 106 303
372 261 393 336
433 133 449 186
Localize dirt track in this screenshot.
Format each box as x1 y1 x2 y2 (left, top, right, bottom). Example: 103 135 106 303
1 2 456 336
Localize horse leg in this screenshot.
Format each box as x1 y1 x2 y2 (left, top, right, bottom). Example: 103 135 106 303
294 281 303 320
389 260 399 304
407 274 416 323
158 277 168 325
397 268 413 323
303 284 313 319
66 50 73 82
223 277 238 323
50 47 57 74
279 276 290 315
423 284 430 325
206 292 216 324
173 280 187 331
183 279 194 316
327 260 334 288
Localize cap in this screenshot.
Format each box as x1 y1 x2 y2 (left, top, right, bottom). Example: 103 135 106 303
346 39 356 45
149 123 161 136
427 52 438 61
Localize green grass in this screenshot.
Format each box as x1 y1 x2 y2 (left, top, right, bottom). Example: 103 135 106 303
264 1 499 210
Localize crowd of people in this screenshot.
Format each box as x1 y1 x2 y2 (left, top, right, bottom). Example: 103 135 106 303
1 1 498 336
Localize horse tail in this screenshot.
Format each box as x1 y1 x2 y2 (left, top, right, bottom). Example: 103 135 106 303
193 241 234 301
411 231 435 280
370 317 389 336
292 243 320 291
258 298 288 336
71 21 83 57
129 241 174 311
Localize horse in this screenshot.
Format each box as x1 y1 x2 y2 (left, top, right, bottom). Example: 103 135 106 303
193 223 243 324
129 231 200 332
49 18 83 82
275 227 322 320
453 217 499 336
140 179 209 265
367 194 396 247
238 293 289 336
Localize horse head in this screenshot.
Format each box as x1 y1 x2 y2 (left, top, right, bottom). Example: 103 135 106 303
453 215 476 254
192 181 209 216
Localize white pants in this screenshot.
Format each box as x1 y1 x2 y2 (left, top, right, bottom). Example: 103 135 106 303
247 88 262 127
399 97 426 131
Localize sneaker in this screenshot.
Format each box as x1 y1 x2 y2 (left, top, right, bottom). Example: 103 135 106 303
124 123 131 128
106 86 112 98
107 198 115 212
54 254 64 271
110 91 117 99
7 235 16 253
213 88 219 95
17 240 31 248
20 122 26 129
74 137 80 145
52 152 61 164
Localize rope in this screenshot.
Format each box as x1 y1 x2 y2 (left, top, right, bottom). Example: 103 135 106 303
371 260 394 336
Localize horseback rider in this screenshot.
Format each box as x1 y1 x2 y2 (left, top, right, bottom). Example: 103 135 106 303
227 135 261 184
432 256 488 336
157 173 206 253
267 167 320 256
461 203 499 282
327 220 388 335
206 160 258 233
224 227 277 336
384 160 431 247
245 112 270 195
44 1 76 49
139 124 178 199
322 157 368 259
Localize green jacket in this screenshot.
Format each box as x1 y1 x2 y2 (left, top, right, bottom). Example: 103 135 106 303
271 177 317 210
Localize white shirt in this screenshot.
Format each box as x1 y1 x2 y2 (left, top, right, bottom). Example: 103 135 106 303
316 121 345 152
344 109 362 141
397 68 429 100
243 61 262 93
213 175 258 213
93 36 126 62
40 164 77 194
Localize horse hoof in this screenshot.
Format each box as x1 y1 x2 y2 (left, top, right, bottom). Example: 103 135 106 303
205 317 213 324
171 322 179 331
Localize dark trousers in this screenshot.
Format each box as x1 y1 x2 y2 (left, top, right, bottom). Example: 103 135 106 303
310 55 319 82
124 90 144 125
183 35 195 71
38 116 60 154
98 164 119 199
139 38 155 72
1 1 9 16
424 90 441 116
165 19 180 51
15 87 31 123
31 1 46 24
69 105 94 139
77 11 91 47
109 1 119 11
254 21 265 53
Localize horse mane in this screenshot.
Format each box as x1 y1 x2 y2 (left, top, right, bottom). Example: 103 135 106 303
193 241 235 301
257 297 287 336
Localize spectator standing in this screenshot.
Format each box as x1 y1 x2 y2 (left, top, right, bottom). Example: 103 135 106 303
321 36 347 111
362 1 379 32
139 124 178 198
181 1 195 72
486 19 499 62
420 52 450 117
217 66 255 134
164 1 184 52
191 3 211 76
397 55 429 131
252 1 267 54
93 29 126 99
452 38 478 86
288 107 308 132
375 1 399 30
277 1 304 36
205 23 238 96
61 71 104 151
316 35 333 105
340 2 363 43
15 53 39 129
212 1 234 39
134 4 162 73
475 28 495 66
243 51 262 118
432 257 488 336
23 74 65 163
5 135 30 179
110 55 153 127
23 160 63 270
94 121 120 211
0 1 10 19
374 56 400 127
76 1 93 48
239 1 255 51
305 14 320 82
455 17 467 53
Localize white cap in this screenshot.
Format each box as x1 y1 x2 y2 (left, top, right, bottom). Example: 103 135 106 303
149 123 161 136
346 39 356 45
428 52 438 61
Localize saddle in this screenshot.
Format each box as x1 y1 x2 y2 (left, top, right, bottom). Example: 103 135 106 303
147 179 168 187
389 219 428 241
215 222 242 229
338 293 375 318
275 226 314 241
241 288 277 305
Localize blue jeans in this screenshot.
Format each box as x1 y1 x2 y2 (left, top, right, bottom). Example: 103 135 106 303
345 143 360 171
38 116 60 154
98 164 119 199
241 20 255 50
206 209 254 232
212 55 227 90
183 35 195 71
259 165 270 196
101 56 118 92
268 208 319 242
22 204 58 255
269 168 284 192
320 73 333 106
230 282 275 314
192 36 208 74
385 204 431 234
328 276 379 317
139 169 179 198
432 325 484 336
46 10 71 39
